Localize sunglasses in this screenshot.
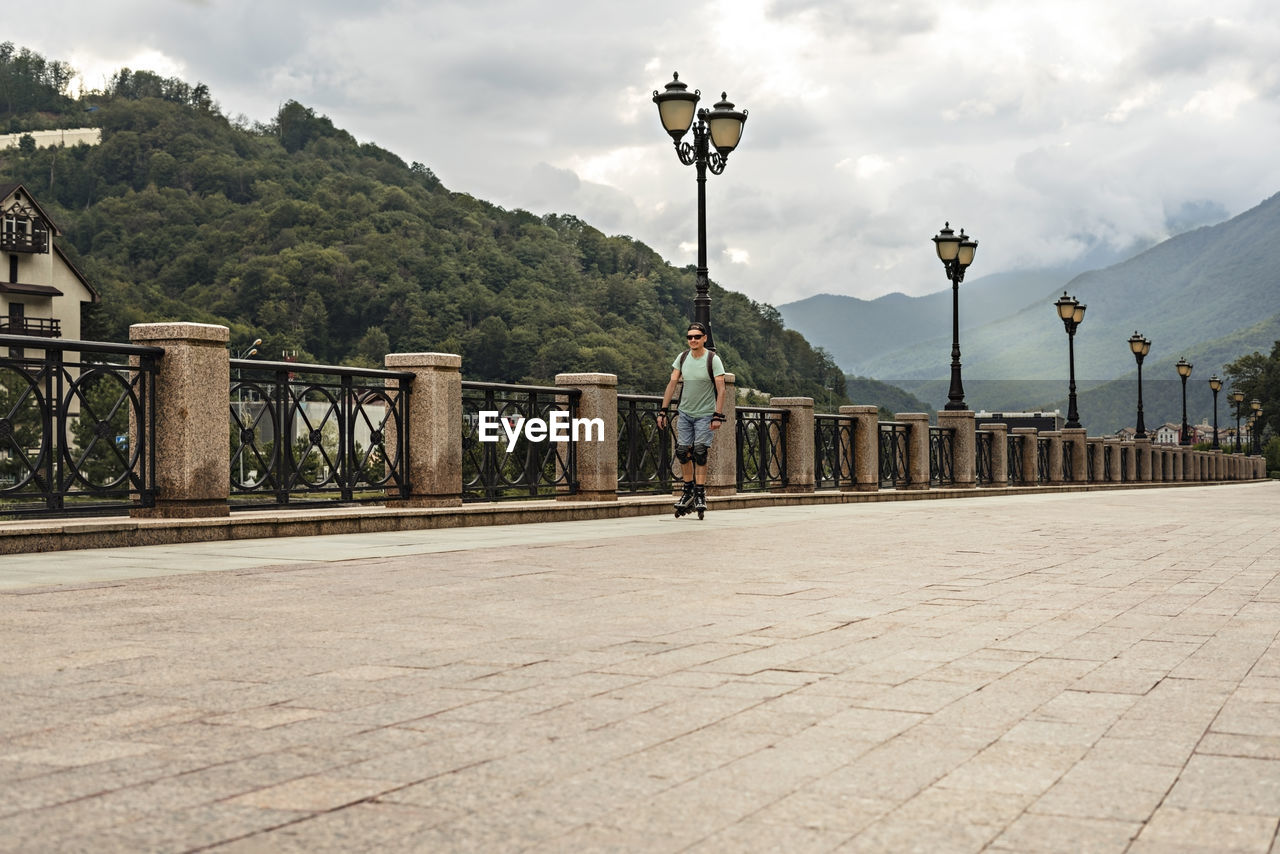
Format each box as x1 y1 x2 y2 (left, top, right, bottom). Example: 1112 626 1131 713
686 333 704 340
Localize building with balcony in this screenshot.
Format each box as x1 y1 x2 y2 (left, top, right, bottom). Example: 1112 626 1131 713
0 183 99 350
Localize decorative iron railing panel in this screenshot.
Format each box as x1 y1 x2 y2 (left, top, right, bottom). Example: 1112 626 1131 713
879 422 910 488
617 393 674 494
1103 444 1113 482
736 406 787 491
1120 445 1130 482
1007 434 1023 484
0 334 159 516
1037 437 1051 483
929 426 955 486
461 381 579 501
230 360 411 506
814 414 854 490
1062 444 1074 482
975 430 994 485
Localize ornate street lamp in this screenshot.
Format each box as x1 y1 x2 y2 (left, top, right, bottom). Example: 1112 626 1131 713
1230 389 1245 453
1128 331 1151 439
1175 358 1192 445
1209 374 1222 449
933 222 978 410
1054 292 1086 429
653 72 748 351
1252 398 1263 454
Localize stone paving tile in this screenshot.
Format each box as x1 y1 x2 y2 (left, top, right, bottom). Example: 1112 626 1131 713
1164 754 1280 815
1130 807 1280 853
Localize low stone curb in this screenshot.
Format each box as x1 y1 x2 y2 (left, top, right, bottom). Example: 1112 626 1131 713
0 479 1267 555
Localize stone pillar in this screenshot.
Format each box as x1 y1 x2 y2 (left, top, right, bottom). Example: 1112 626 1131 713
1042 430 1064 485
897 412 930 490
1173 448 1183 481
1164 449 1174 481
1106 439 1123 482
130 323 231 518
770 397 815 493
706 373 737 496
1087 437 1104 483
385 353 462 507
984 422 1008 487
1061 428 1087 484
839 405 876 492
1012 428 1039 486
556 373 618 502
937 410 976 488
1135 438 1152 481
1211 449 1223 481
1150 446 1163 482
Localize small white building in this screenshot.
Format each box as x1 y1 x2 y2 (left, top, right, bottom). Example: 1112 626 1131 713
1153 422 1182 445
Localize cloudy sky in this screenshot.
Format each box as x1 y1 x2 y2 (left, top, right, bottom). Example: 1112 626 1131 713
9 0 1280 306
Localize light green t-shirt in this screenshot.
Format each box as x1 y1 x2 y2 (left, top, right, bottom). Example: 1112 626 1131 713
673 350 725 417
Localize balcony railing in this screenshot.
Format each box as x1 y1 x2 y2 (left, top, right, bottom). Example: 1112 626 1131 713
0 316 60 338
0 223 49 254
975 429 994 485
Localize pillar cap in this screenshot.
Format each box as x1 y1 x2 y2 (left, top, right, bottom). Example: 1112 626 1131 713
130 322 229 343
769 397 813 407
385 353 462 369
555 373 618 387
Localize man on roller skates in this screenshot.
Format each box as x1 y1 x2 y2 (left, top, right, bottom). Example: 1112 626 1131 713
656 322 726 520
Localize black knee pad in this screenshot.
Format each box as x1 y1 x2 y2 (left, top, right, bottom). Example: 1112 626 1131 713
693 444 710 466
675 444 692 464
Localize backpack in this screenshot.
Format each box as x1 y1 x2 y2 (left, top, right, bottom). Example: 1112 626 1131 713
677 348 717 384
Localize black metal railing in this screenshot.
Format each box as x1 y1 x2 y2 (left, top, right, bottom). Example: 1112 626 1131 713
1103 444 1113 482
1007 434 1023 484
0 334 159 516
461 381 580 501
814 413 854 490
1062 443 1074 482
1120 445 1131 483
617 393 674 494
1087 444 1096 482
737 406 787 491
1037 437 1051 483
879 421 910 488
929 426 955 486
975 429 994 485
230 359 411 506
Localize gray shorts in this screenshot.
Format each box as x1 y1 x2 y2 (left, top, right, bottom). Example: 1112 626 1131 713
676 412 714 447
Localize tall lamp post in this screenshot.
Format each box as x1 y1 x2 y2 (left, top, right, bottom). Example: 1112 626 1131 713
1053 292 1086 428
1252 399 1263 454
1230 389 1245 453
933 223 978 410
653 73 748 351
1176 357 1192 445
1209 374 1222 449
1128 331 1151 439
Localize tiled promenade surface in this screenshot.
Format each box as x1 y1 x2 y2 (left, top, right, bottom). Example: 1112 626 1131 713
1 483 1279 853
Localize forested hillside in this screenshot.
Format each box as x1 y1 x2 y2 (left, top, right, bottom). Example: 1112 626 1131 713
0 45 847 406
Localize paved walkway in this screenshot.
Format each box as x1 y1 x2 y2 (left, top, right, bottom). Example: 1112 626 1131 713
1 483 1278 853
